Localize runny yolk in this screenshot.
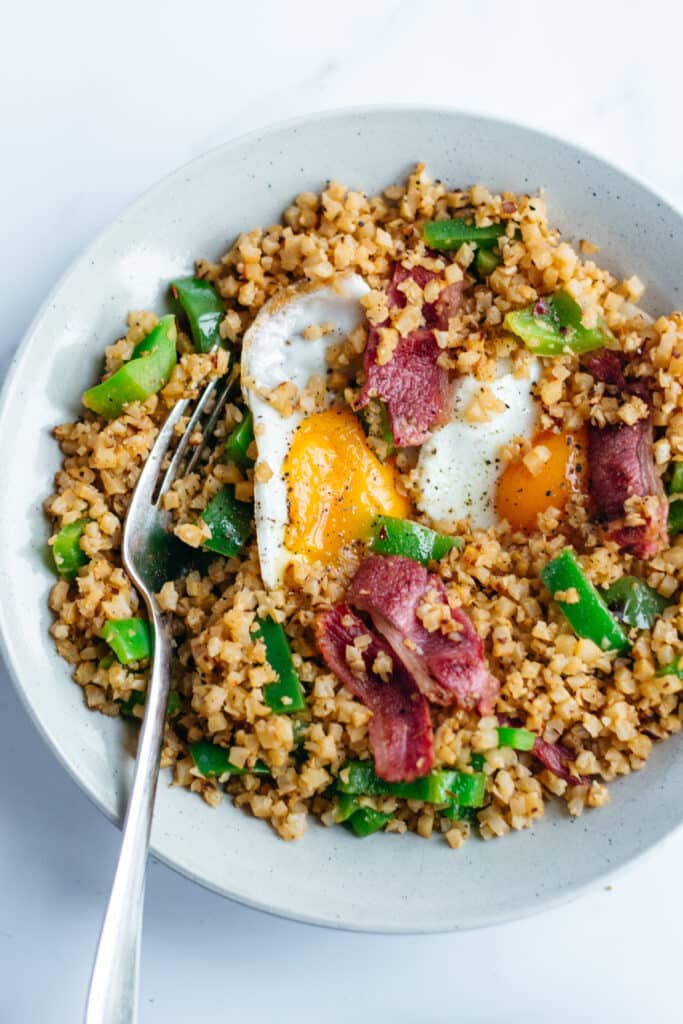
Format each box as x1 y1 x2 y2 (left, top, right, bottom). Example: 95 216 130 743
283 407 410 566
496 427 589 532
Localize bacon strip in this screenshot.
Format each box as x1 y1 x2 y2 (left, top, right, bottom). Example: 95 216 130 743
347 555 499 714
355 262 461 447
498 716 589 785
357 327 450 446
585 351 667 558
532 738 589 786
386 264 463 331
316 604 434 782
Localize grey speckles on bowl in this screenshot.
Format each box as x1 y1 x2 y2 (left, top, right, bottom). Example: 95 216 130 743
1 107 683 933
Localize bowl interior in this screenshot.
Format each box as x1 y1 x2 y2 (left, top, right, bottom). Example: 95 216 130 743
2 108 683 932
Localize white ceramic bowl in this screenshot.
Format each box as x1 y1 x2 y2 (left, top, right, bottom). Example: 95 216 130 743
3 108 683 933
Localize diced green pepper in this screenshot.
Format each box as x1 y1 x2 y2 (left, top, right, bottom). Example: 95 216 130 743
669 500 683 537
389 773 458 803
470 752 486 771
332 793 361 824
253 617 306 714
358 399 395 460
423 218 505 250
200 485 253 557
292 719 309 747
224 411 254 469
166 690 182 718
541 549 630 653
475 247 502 278
51 519 90 580
345 807 393 837
118 690 146 719
83 315 177 419
337 760 487 807
102 618 152 665
669 462 683 494
337 761 393 796
377 401 394 458
448 771 487 808
496 726 537 751
189 740 269 778
170 277 224 354
118 688 182 720
504 291 612 356
98 653 115 671
369 515 462 566
441 802 478 823
656 657 683 679
601 576 670 630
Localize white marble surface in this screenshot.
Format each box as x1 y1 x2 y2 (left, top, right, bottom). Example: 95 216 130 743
2 1 682 1020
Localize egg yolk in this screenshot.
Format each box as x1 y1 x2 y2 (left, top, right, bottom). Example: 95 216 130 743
283 407 410 566
496 427 588 532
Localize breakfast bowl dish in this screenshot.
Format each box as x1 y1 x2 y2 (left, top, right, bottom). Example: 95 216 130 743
45 162 683 848
4 108 683 931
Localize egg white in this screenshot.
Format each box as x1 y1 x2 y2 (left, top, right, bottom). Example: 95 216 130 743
416 358 540 530
241 273 370 589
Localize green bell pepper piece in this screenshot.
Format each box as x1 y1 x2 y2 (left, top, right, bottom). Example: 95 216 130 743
345 806 393 837
496 726 537 751
337 760 487 807
475 247 502 278
357 399 395 459
292 719 309 747
98 653 115 671
657 658 683 679
118 690 145 719
541 549 630 653
376 401 394 457
170 277 224 354
669 500 683 537
601 576 670 630
423 218 505 250
669 462 683 494
504 291 612 356
189 740 269 778
200 485 253 557
441 803 478 822
448 770 487 807
470 752 486 771
166 690 182 717
253 617 306 714
118 688 182 720
224 410 255 469
51 519 89 580
369 515 462 566
83 315 177 419
332 793 361 823
102 618 152 664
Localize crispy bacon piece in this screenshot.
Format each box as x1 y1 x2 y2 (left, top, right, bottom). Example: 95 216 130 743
498 716 589 785
532 738 589 786
386 264 463 331
347 555 499 714
316 604 434 782
585 351 668 558
357 327 450 446
355 262 462 446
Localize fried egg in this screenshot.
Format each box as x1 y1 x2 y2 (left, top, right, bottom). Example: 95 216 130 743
416 359 541 530
242 274 409 588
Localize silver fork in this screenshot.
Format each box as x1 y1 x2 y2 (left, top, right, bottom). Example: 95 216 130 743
85 369 237 1024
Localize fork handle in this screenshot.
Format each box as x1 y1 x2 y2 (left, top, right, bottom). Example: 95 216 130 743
85 610 172 1024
